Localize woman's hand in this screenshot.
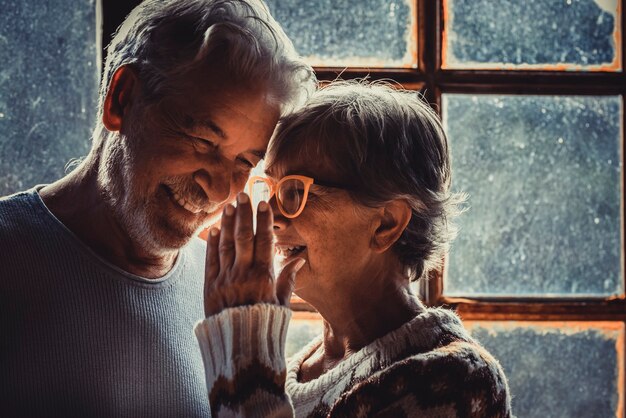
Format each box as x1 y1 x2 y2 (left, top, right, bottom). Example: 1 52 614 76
203 192 305 317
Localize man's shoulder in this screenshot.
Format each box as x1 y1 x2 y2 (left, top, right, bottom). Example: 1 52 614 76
0 187 42 232
0 187 39 207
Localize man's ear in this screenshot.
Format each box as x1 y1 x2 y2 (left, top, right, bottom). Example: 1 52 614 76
371 199 412 253
102 65 139 132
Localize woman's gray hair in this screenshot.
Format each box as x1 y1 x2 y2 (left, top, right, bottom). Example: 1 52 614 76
266 81 466 281
94 0 315 144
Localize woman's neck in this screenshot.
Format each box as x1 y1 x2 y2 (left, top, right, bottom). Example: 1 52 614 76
299 269 424 382
322 281 423 357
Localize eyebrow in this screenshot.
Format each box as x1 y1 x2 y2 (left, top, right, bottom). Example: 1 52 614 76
186 115 266 160
249 150 266 160
186 115 226 140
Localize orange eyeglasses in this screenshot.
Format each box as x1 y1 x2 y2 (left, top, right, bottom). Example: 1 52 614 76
247 175 349 218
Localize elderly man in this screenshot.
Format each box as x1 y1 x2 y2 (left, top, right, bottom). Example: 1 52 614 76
0 0 314 416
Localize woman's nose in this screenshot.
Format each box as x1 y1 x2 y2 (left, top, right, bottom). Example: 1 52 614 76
269 195 288 231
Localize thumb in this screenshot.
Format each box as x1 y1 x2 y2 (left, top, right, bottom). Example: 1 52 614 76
276 258 306 306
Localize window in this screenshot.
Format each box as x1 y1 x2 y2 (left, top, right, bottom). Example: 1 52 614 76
0 0 99 196
259 0 625 415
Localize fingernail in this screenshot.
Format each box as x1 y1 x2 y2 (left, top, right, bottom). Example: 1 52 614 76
209 227 219 237
224 205 235 216
294 258 306 271
258 201 268 212
237 193 249 204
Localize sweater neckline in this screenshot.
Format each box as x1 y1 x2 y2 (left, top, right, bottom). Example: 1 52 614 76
27 185 187 287
286 307 470 403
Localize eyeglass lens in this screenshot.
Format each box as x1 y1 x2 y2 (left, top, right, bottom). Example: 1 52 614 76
249 178 307 216
277 178 306 215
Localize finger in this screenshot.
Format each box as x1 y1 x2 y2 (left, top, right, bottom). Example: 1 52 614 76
276 258 306 306
204 227 220 282
253 201 274 270
218 203 236 270
204 227 221 317
233 193 254 269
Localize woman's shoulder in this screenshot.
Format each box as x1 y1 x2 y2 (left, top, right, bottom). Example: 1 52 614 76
329 313 513 418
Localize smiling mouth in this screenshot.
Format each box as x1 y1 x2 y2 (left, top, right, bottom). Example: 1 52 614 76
162 185 208 214
276 245 307 258
172 191 205 214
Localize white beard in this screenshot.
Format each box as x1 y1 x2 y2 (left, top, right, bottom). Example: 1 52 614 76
97 119 207 256
98 136 174 256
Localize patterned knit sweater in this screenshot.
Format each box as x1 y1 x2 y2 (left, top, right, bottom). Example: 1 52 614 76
195 304 512 418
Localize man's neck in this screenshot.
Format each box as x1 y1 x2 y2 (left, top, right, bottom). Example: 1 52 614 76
39 156 178 279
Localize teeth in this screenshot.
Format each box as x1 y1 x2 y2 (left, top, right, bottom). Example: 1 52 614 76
276 245 305 257
172 191 203 214
184 201 202 214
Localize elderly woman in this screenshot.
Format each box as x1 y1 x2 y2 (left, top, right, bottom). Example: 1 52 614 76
195 82 512 417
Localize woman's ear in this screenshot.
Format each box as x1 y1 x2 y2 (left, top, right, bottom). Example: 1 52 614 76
102 65 139 132
371 199 412 253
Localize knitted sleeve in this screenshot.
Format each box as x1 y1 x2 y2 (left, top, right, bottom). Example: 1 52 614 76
329 341 513 418
194 304 295 418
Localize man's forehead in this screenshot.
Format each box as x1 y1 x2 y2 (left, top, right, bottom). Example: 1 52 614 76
180 89 280 127
176 66 277 108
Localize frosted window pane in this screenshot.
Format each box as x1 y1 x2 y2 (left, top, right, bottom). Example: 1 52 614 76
443 95 622 297
286 316 323 358
466 321 624 417
444 0 621 71
263 0 417 68
0 0 98 196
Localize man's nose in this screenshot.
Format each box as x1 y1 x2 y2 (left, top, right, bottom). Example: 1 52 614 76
193 166 232 206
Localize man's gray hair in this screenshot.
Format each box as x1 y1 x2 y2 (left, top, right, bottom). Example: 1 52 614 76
266 81 466 281
94 0 315 144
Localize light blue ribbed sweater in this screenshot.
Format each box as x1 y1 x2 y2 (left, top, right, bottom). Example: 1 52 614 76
0 187 210 417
